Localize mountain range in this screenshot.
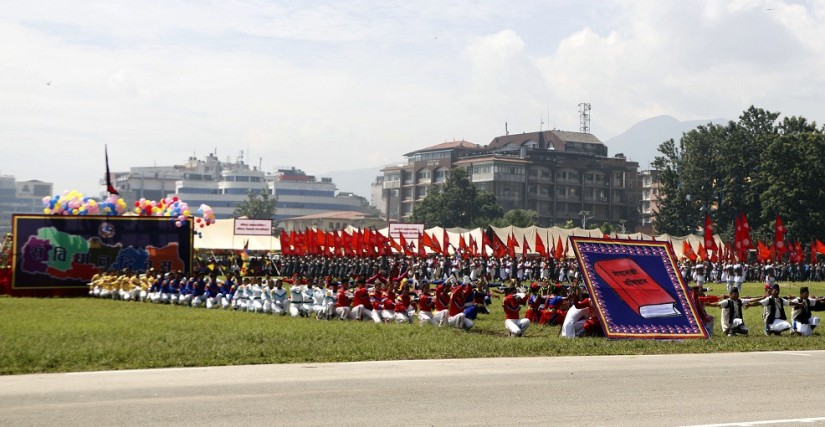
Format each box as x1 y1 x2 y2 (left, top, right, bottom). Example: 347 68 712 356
319 115 729 203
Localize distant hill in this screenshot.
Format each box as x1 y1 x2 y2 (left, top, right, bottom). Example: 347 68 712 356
604 115 727 168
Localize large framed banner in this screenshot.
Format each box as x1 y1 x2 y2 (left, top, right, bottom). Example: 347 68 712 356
11 215 193 296
570 236 708 339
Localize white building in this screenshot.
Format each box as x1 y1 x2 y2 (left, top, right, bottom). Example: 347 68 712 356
110 154 369 224
0 176 53 235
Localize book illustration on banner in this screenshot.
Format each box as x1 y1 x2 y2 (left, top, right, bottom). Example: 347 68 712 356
594 258 681 319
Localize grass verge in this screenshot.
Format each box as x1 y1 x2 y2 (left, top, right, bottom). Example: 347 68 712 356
1 281 824 375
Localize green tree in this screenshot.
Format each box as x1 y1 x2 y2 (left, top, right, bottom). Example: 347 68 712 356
653 106 825 241
491 209 540 228
410 168 503 228
759 121 825 240
233 190 277 220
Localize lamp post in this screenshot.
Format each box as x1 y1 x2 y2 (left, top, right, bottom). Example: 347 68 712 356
578 210 593 229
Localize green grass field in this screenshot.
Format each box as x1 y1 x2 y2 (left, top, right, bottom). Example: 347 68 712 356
1 281 824 375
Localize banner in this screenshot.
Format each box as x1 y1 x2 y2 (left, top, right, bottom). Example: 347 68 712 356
233 218 273 236
11 215 193 296
570 236 708 339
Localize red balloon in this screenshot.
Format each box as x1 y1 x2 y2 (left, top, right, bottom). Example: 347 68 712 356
199 224 204 228
134 201 140 207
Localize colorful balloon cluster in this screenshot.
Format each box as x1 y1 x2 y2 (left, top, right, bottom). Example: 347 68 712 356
195 204 216 228
42 191 127 216
42 191 215 230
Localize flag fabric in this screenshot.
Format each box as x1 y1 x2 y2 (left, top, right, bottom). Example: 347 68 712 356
816 240 825 255
417 232 427 257
740 213 754 250
443 229 450 255
775 215 787 253
468 234 477 257
481 231 492 257
493 233 506 258
682 240 697 262
521 236 530 257
812 240 818 264
697 242 707 261
535 232 547 257
506 233 517 258
703 213 718 251
105 145 119 195
757 241 771 263
554 236 564 260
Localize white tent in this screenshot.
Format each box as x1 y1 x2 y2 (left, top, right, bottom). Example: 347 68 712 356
194 218 281 251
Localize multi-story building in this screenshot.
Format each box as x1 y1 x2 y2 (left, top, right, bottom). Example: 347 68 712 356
379 130 641 228
111 154 369 223
639 169 661 234
269 168 363 221
0 176 53 235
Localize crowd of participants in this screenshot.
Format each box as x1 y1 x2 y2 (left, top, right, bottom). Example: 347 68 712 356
86 252 825 339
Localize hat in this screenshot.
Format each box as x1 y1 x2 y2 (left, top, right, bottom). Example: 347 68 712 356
771 284 780 291
800 286 809 294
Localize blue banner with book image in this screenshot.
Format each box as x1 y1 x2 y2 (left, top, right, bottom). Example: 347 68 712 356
570 237 709 339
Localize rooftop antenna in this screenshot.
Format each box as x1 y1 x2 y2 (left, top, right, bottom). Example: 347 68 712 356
540 116 544 132
505 121 509 135
578 102 591 133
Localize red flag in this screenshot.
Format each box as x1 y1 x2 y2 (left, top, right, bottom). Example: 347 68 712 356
430 232 442 254
493 233 506 258
757 241 771 262
481 231 492 257
506 232 517 258
535 232 547 257
697 242 707 261
468 235 477 257
775 215 787 253
703 213 718 251
815 240 825 255
459 234 467 253
443 229 450 255
521 236 531 256
279 230 290 255
740 213 754 250
682 240 697 262
563 237 569 257
417 232 427 257
554 236 563 260
104 145 119 195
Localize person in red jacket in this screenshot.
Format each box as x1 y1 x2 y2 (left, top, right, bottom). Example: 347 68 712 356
335 283 353 320
502 284 531 337
524 283 542 323
689 284 715 336
352 281 381 323
417 281 437 326
433 282 450 326
447 282 473 330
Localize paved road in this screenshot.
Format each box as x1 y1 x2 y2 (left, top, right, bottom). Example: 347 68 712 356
2 351 825 426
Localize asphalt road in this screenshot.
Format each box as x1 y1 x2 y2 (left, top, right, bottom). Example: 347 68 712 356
2 351 825 426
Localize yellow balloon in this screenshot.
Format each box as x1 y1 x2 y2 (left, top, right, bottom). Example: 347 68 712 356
44 208 51 214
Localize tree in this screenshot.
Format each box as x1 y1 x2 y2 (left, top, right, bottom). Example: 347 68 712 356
654 106 825 241
492 209 540 228
410 168 503 228
233 190 277 220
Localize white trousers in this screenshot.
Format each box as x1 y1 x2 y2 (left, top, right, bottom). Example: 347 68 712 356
505 318 530 336
766 319 792 333
335 306 351 320
561 306 588 338
793 317 820 336
447 313 473 330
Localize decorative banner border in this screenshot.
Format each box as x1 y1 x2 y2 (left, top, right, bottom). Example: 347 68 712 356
570 236 708 339
11 215 193 294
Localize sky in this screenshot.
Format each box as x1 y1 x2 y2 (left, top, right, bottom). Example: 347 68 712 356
2 0 824 197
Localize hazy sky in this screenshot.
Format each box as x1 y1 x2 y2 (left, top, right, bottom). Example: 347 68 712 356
2 0 823 196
